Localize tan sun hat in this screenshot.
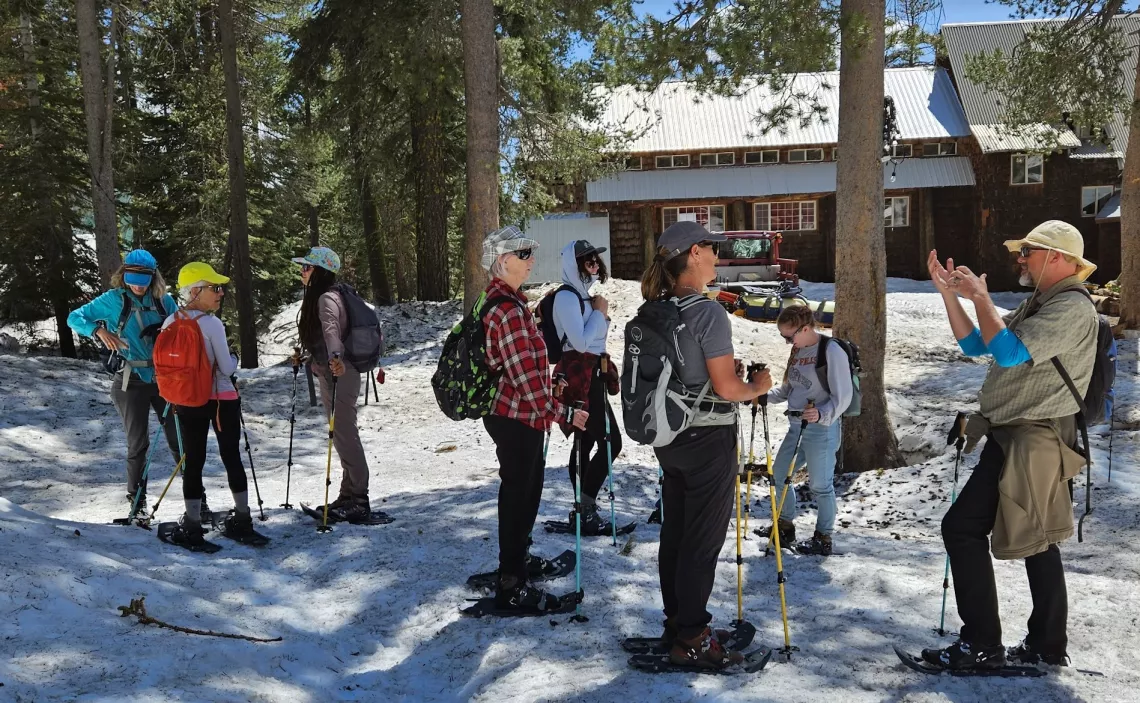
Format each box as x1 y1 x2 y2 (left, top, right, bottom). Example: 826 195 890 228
1003 220 1097 282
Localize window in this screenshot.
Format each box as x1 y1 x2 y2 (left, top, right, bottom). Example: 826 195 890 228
788 148 824 163
891 144 912 158
655 154 690 169
884 196 910 227
700 152 735 167
922 142 957 157
744 150 779 165
663 205 726 232
754 201 817 231
625 156 642 171
1011 154 1044 185
1081 185 1115 217
720 237 772 261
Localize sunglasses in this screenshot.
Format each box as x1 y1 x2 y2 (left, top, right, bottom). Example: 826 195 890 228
202 284 225 294
582 256 601 267
1018 245 1047 258
700 241 721 257
781 325 806 343
513 248 534 261
300 263 314 273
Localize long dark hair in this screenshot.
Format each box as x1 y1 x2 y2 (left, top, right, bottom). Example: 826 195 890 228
298 267 337 352
577 253 609 284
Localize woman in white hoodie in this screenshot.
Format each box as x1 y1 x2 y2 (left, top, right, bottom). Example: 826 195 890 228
550 240 623 535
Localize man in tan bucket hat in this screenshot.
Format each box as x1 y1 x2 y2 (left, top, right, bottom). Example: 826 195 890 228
919 220 1099 671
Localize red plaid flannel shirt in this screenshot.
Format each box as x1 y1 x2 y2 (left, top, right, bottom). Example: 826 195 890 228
483 278 566 431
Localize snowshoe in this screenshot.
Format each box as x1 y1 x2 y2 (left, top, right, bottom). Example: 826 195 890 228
1006 640 1070 667
755 519 796 547
794 531 832 557
300 502 394 526
918 640 1008 671
126 492 148 514
543 507 636 538
461 587 582 618
157 518 221 554
623 621 756 655
896 644 1041 678
628 647 771 675
466 549 576 591
220 510 270 547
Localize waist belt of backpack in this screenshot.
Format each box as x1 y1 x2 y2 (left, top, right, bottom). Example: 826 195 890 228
120 359 153 391
697 400 734 413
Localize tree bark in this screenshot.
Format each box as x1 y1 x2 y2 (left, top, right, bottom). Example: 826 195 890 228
303 96 320 247
833 0 903 472
461 0 498 308
75 0 122 289
1118 59 1140 328
412 98 452 301
359 173 393 306
218 0 258 367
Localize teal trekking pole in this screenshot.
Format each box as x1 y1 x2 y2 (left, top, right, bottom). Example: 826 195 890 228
571 401 588 623
937 412 968 636
114 403 172 525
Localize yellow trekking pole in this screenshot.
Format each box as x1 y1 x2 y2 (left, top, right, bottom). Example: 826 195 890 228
731 418 756 641
318 364 339 534
762 398 797 661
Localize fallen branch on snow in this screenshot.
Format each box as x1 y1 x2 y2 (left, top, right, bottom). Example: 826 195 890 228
117 597 281 643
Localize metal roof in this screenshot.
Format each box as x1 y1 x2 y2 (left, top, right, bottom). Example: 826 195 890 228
1096 192 1121 222
942 17 1139 155
596 67 971 153
586 156 976 203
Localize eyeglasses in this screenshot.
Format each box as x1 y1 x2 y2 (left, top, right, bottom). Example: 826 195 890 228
300 263 314 273
1018 245 1047 258
700 241 721 257
513 248 534 261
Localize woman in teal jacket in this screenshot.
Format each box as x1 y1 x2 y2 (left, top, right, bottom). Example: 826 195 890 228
67 249 182 512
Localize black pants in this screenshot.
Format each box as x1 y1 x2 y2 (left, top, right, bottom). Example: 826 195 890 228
176 400 248 501
484 415 546 583
110 375 180 496
942 436 1068 655
655 424 737 640
568 372 622 500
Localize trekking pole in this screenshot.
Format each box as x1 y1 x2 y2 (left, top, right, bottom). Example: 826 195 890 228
937 412 968 636
762 401 796 661
282 350 300 509
149 410 187 521
744 361 766 537
235 385 267 521
730 419 756 642
117 403 173 525
319 360 339 534
601 360 617 547
571 401 588 623
372 368 380 403
766 402 811 556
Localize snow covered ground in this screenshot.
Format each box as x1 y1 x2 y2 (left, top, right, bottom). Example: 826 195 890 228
1 278 1138 702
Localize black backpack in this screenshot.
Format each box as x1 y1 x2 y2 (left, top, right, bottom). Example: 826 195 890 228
432 293 517 421
620 295 714 447
536 284 586 366
330 283 383 372
815 334 863 417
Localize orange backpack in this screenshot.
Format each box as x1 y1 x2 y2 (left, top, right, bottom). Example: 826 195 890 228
154 310 214 407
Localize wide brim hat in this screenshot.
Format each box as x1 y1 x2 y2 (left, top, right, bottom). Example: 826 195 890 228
573 240 607 259
1003 220 1097 282
481 225 540 271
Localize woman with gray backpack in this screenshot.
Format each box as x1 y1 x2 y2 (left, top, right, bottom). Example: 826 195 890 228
293 246 385 525
762 303 854 557
628 221 772 670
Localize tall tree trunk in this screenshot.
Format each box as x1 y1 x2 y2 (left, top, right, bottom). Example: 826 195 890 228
1119 60 1140 329
359 173 393 306
75 0 122 288
218 0 257 367
412 99 452 301
834 0 902 472
461 0 497 309
304 96 320 247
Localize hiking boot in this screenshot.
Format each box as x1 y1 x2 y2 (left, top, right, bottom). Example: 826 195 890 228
328 495 354 512
222 510 270 546
125 492 148 514
795 531 833 556
920 639 1006 670
660 618 734 650
757 518 796 546
574 505 611 537
525 553 561 579
329 502 371 524
669 627 745 670
1007 640 1070 667
494 577 564 613
172 515 208 547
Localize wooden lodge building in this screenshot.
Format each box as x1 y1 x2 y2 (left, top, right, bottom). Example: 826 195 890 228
551 18 1131 289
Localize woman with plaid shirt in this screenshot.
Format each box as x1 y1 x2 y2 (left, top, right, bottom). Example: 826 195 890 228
480 226 589 614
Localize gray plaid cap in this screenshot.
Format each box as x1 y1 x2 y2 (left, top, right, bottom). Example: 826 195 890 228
481 225 540 271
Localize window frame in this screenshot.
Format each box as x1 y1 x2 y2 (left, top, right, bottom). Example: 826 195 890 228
744 150 780 165
700 152 736 167
655 154 690 169
662 204 727 232
884 196 911 228
1081 185 1115 218
1011 153 1045 185
891 144 912 158
625 156 642 171
788 148 824 163
753 200 818 232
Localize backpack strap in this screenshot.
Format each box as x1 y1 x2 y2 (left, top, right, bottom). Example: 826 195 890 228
553 284 586 347
115 294 134 337
815 334 832 394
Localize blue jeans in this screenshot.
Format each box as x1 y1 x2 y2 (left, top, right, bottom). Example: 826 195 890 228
770 419 842 535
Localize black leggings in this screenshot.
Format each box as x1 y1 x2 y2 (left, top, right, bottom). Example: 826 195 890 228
567 371 622 500
176 399 248 501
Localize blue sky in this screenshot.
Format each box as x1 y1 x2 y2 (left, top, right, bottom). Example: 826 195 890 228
633 0 1025 25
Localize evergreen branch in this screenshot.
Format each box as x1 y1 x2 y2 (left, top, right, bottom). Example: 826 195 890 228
117 597 282 644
